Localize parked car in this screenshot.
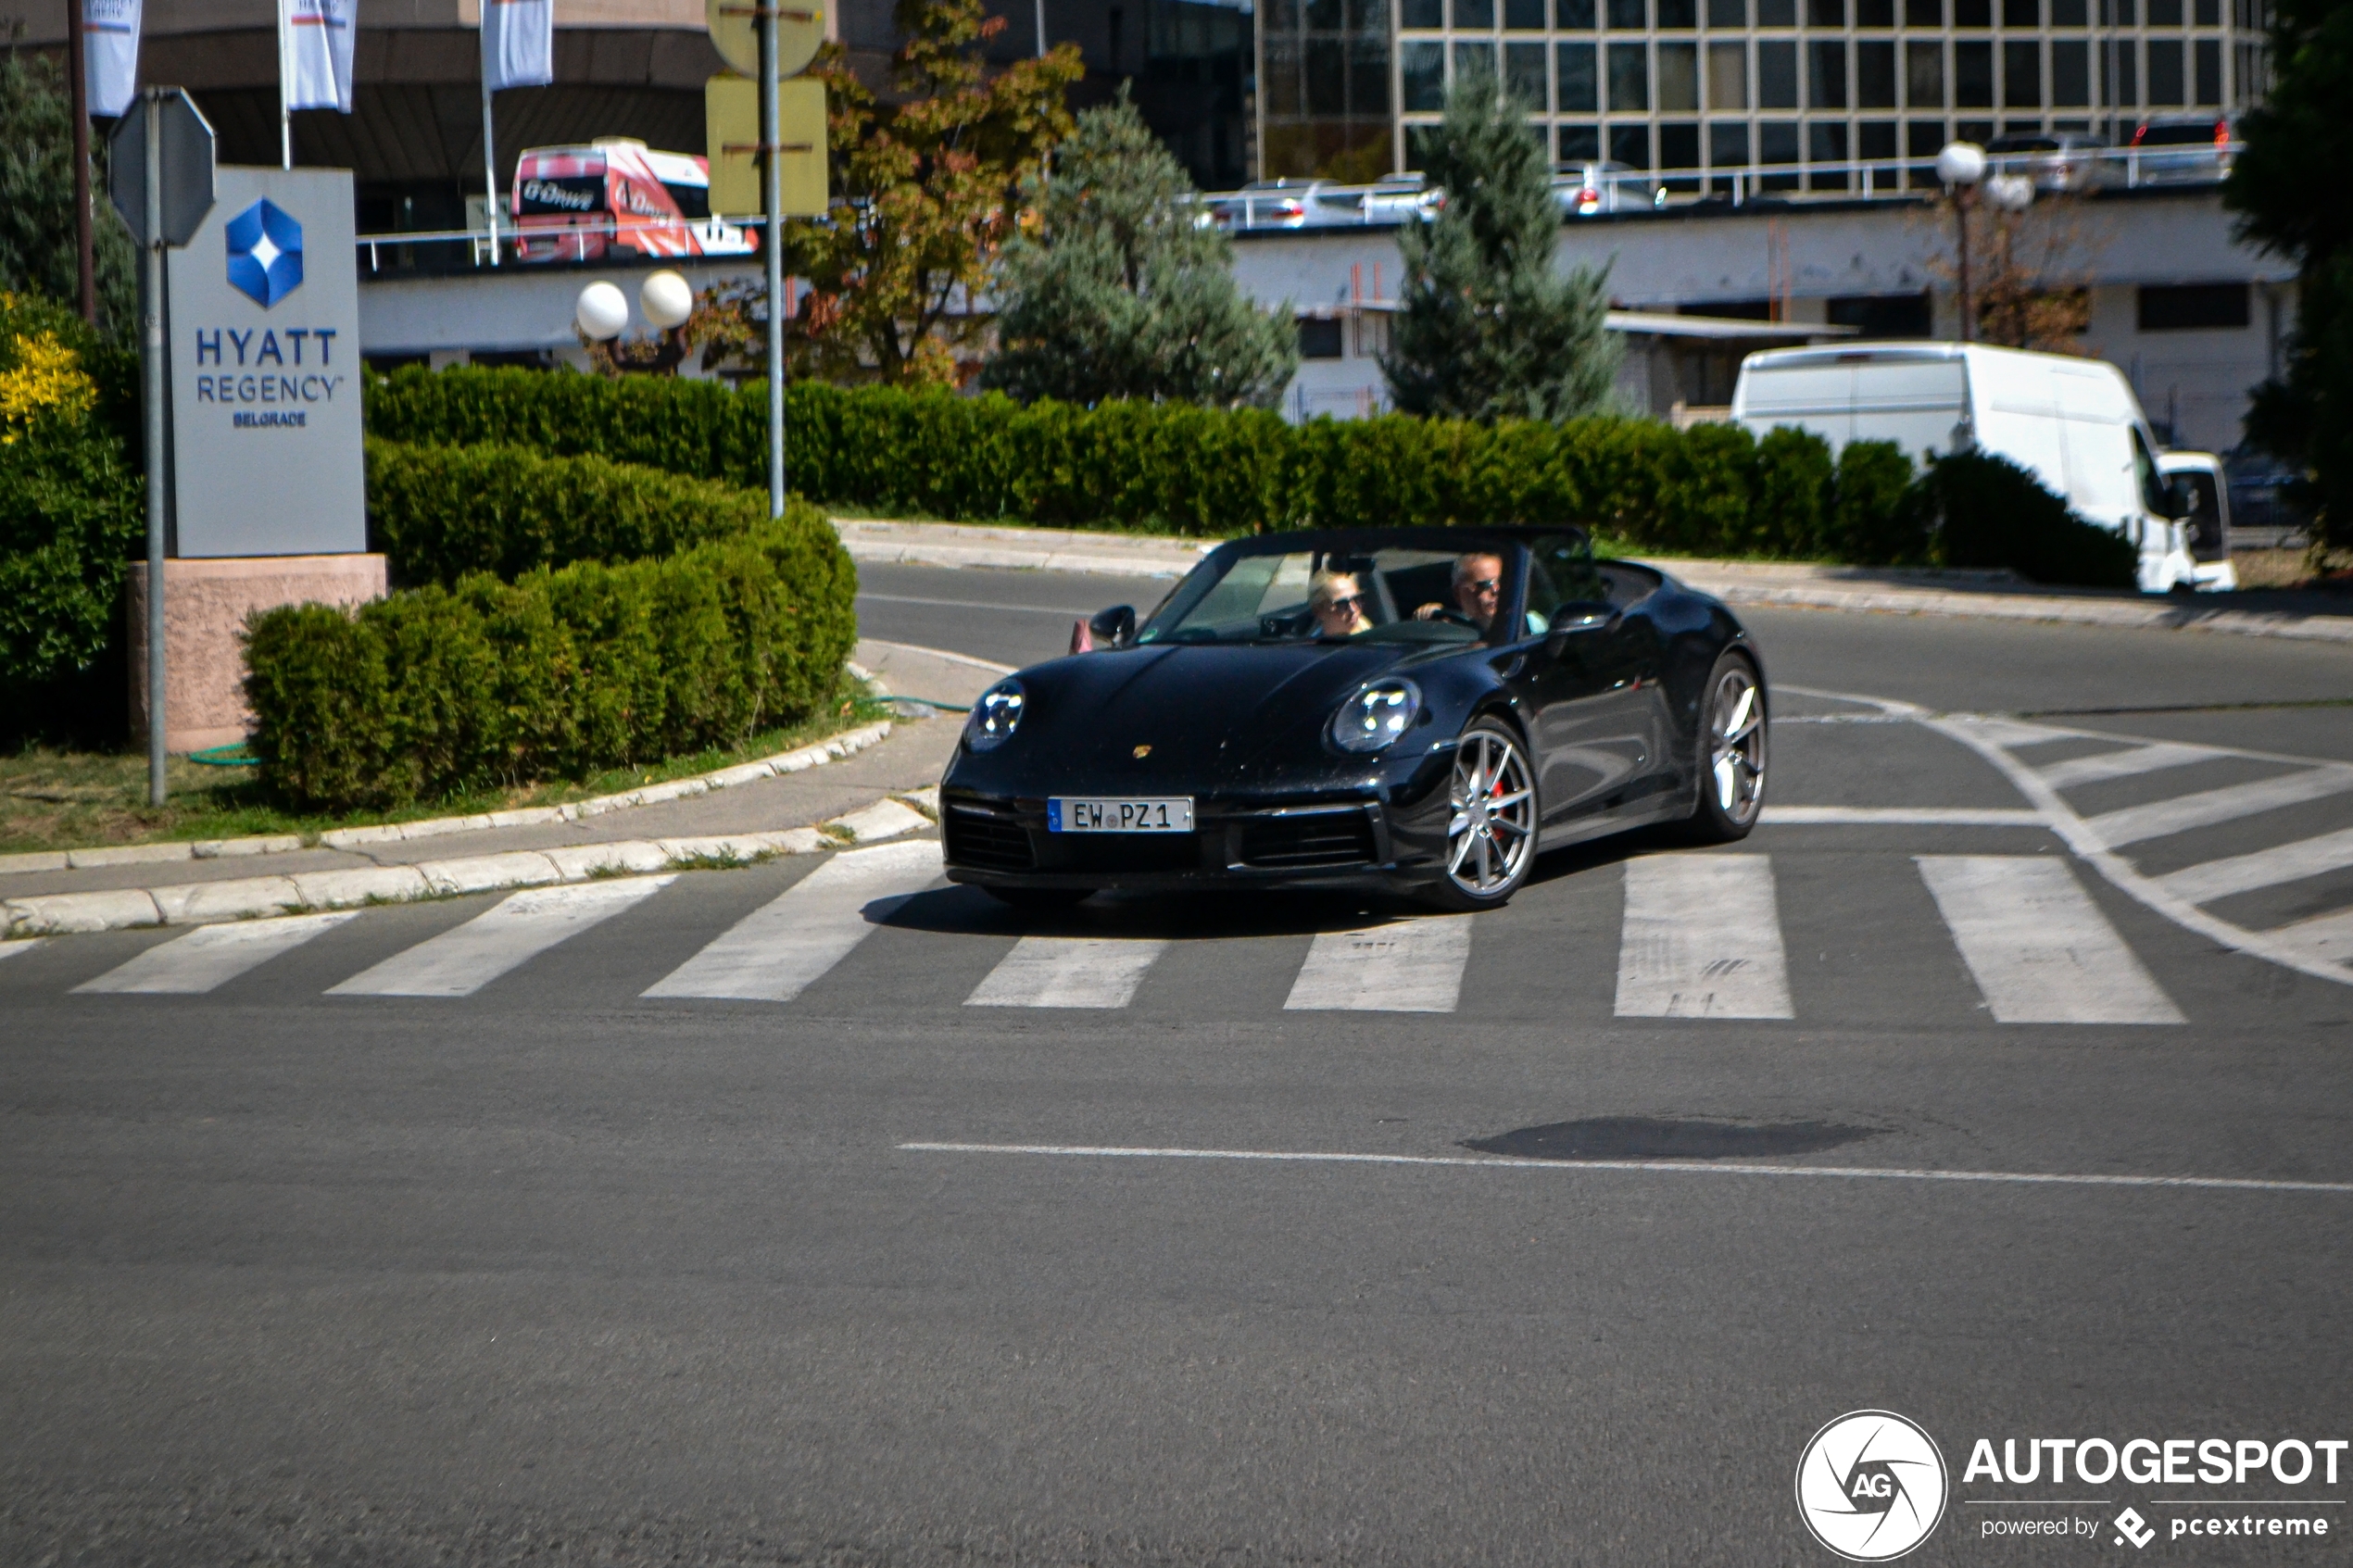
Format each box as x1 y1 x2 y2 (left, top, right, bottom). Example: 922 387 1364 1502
1206 180 1354 231
1730 342 2213 593
2127 113 2238 186
510 138 756 263
1360 177 1444 223
1983 132 2109 194
2156 449 2239 590
1553 161 1666 217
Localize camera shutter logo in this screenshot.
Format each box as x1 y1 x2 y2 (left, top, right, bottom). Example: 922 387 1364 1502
225 199 304 308
1795 1411 1949 1561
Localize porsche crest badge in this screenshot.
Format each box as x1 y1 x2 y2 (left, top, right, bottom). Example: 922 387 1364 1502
1132 745 1152 759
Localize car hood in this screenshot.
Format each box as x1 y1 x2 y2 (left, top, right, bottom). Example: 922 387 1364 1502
975 641 1439 789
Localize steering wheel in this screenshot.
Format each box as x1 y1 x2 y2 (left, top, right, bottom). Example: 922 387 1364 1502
1424 608 1481 630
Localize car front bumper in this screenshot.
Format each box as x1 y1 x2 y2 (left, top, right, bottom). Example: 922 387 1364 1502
939 783 1456 894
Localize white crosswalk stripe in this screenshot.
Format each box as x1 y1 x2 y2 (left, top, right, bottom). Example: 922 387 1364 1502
966 937 1168 1009
1916 856 2183 1024
76 912 355 995
328 876 675 998
2266 907 2353 971
2155 824 2353 907
0 938 47 962
2083 769 2353 848
1614 855 1793 1020
2035 742 2224 791
642 840 940 1001
1285 917 1471 1013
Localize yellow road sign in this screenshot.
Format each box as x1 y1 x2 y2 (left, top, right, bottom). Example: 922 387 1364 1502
706 74 829 219
705 0 825 81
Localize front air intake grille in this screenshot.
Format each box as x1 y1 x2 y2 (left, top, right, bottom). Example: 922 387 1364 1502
944 806 1034 872
1239 811 1377 870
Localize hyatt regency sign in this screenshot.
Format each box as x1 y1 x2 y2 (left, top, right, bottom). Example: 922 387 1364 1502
166 167 365 558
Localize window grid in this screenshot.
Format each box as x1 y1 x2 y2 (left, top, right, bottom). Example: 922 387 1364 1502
1386 0 2255 185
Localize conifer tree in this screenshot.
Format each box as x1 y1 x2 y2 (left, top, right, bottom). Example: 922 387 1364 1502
1381 68 1618 422
983 92 1298 408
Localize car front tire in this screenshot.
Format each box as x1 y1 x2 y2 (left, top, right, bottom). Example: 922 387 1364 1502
1678 652 1768 844
1420 719 1539 912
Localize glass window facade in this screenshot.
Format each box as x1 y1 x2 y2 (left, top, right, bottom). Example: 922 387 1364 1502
1361 0 2258 186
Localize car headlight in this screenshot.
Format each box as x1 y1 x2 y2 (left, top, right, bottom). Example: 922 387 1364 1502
1330 679 1422 753
963 679 1026 752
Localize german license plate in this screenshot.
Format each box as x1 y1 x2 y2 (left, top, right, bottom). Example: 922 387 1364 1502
1048 797 1195 833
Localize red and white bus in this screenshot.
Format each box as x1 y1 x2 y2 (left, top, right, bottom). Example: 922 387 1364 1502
510 137 757 263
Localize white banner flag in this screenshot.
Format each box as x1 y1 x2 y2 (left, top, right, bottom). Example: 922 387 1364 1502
482 0 554 92
82 0 141 118
281 0 357 114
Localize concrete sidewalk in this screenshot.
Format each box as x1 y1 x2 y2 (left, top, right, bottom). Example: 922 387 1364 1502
0 640 1002 938
836 516 2353 644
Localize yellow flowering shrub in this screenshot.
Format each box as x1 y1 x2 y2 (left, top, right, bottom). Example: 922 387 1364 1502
0 329 99 440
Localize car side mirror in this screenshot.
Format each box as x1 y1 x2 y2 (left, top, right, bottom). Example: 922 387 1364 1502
2165 476 2199 520
1088 604 1137 649
1543 604 1615 655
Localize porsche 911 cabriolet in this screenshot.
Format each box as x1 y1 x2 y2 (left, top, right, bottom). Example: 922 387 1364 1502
938 527 1768 911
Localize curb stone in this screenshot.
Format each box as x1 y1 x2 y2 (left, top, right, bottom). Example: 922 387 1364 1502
2 791 942 941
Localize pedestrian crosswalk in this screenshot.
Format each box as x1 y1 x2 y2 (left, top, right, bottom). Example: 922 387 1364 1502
20 840 2238 1026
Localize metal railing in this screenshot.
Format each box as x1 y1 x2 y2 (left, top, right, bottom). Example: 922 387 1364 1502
350 142 2242 271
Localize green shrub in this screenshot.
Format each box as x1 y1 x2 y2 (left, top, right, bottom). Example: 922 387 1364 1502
244 501 858 811
1919 450 2139 587
0 293 142 693
1829 440 1926 565
1750 426 1833 557
367 437 772 587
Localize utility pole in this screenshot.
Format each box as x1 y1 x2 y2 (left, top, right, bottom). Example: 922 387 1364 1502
763 0 785 517
67 0 95 325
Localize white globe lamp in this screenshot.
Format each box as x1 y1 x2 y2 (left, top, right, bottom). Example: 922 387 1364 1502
575 281 629 342
640 270 695 331
1935 140 1987 186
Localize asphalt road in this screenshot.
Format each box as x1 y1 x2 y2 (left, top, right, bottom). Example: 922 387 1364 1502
4 564 2351 1567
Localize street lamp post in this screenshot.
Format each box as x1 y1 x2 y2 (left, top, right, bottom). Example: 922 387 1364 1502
1935 140 1986 343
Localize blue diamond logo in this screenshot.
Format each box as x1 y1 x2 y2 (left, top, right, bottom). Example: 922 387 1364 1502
225 199 303 308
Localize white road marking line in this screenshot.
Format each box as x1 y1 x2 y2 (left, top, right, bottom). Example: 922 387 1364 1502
1916 856 2183 1024
1284 917 1471 1012
0 939 47 962
898 1142 2353 1196
1615 855 1793 1020
329 876 674 998
2265 907 2353 971
75 912 356 995
1949 716 2082 751
641 839 941 1001
2035 742 2224 790
966 937 1168 1009
2083 768 2353 848
2155 825 2353 907
1760 806 2046 826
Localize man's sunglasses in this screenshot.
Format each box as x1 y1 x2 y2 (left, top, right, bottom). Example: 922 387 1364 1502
1462 577 1502 596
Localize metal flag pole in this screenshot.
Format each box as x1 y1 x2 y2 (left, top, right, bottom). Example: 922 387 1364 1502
67 0 96 325
481 83 501 266
763 0 784 518
142 87 168 804
278 0 294 168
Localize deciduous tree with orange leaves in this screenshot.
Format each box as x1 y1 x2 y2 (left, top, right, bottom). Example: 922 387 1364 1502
775 0 1081 387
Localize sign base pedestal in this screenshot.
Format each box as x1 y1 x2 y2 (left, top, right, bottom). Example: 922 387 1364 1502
127 554 386 753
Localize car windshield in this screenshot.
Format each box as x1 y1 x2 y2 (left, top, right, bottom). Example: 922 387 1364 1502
1137 546 1504 647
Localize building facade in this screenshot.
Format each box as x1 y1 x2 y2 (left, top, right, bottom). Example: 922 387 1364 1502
1260 0 2271 182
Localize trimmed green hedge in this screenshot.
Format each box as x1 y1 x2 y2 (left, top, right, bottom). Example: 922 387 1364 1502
1923 450 2139 588
364 366 2141 584
244 502 858 811
363 366 1873 554
367 437 772 587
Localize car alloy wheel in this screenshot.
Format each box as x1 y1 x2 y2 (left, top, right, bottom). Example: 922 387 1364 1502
1444 722 1537 901
1705 661 1767 828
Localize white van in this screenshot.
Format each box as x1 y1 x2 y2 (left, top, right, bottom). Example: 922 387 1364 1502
1730 342 2222 593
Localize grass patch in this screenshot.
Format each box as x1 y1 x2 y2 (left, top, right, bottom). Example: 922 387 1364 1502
0 674 894 856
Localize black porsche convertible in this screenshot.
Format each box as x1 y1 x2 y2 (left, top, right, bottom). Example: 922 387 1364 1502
938 526 1768 911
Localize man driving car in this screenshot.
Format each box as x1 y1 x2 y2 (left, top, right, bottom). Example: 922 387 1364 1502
1414 551 1504 634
